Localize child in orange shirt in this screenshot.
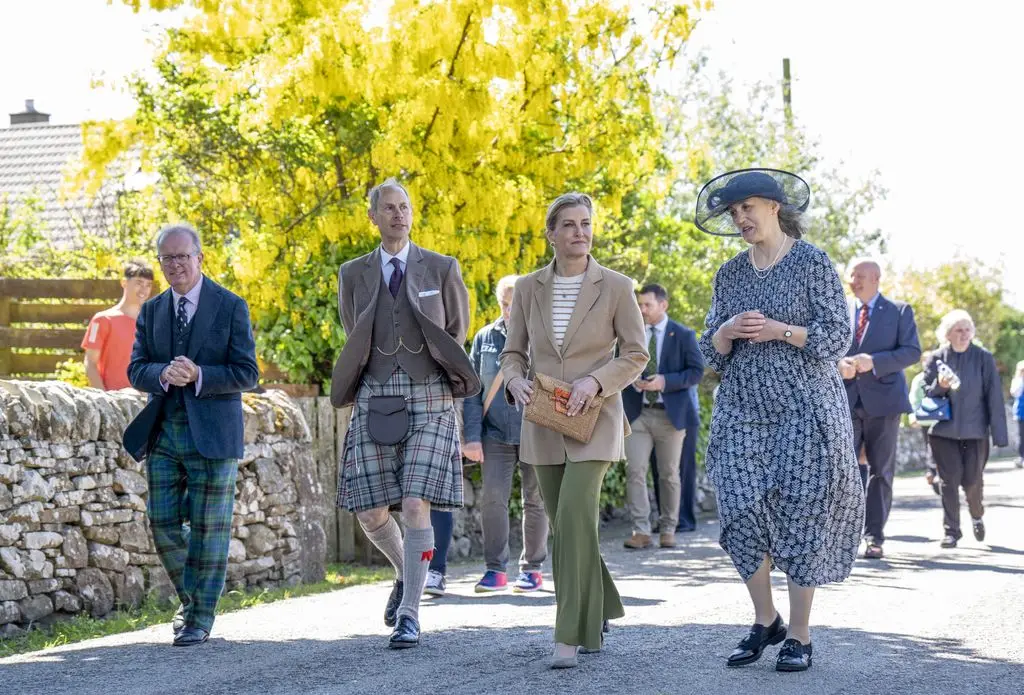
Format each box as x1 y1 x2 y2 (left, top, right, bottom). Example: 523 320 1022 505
81 260 154 390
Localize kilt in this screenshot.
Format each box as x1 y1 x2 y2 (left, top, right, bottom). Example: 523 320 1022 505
337 368 464 512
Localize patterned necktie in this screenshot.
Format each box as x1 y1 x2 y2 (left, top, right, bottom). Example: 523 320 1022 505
388 257 403 298
176 296 189 333
855 303 869 344
645 327 659 405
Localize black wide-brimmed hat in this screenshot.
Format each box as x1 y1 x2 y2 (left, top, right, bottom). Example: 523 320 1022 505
695 168 811 236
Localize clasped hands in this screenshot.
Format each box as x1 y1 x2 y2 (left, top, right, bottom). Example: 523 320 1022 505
720 311 788 344
838 354 873 380
161 356 200 388
507 375 601 417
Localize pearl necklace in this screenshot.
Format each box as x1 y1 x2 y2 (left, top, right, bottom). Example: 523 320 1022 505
748 237 791 279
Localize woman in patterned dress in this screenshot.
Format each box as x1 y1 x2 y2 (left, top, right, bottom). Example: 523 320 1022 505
695 170 865 673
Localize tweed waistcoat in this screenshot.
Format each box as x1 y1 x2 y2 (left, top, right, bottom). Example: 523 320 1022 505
365 278 440 384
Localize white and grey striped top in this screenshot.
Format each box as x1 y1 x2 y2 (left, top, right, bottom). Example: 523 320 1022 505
551 273 585 348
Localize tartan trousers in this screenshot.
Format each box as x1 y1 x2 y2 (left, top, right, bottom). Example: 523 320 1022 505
147 414 238 633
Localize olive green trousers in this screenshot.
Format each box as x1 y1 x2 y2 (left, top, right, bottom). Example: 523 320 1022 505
534 459 625 650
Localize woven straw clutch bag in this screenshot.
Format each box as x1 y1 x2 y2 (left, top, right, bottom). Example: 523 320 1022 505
523 373 604 444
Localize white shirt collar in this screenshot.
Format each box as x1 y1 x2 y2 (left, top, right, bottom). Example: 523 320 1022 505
380 242 410 269
171 275 203 307
650 315 669 334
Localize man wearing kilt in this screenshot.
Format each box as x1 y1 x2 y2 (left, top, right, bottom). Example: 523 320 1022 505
123 224 259 647
331 179 481 649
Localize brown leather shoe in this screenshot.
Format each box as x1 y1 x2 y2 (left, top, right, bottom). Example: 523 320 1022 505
623 533 652 549
659 532 677 548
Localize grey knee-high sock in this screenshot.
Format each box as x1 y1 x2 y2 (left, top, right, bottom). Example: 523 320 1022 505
361 516 404 578
397 526 434 622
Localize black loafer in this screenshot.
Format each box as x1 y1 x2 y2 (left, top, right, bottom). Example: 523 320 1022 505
775 639 812 672
172 626 209 647
388 615 420 649
171 604 186 636
972 519 986 542
727 614 786 667
384 580 404 628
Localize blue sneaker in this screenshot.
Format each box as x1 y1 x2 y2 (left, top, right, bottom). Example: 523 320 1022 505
474 570 508 593
512 571 543 593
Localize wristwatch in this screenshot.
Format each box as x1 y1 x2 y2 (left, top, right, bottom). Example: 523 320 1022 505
783 326 793 342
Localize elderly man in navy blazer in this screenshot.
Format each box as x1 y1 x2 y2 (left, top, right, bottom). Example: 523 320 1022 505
123 223 259 647
622 283 705 549
839 258 920 560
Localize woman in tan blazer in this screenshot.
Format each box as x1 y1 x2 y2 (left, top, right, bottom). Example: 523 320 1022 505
501 192 648 668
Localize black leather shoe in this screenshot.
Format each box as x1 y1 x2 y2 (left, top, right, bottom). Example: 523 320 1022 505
384 580 404 628
603 619 610 633
172 626 209 647
972 518 985 542
171 605 186 636
775 639 812 672
727 614 786 667
388 615 420 649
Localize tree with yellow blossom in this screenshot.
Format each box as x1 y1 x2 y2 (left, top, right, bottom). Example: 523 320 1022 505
79 0 707 385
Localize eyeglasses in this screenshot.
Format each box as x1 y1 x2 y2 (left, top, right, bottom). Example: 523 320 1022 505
157 253 196 265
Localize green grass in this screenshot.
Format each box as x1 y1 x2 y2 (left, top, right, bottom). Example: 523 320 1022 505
0 563 392 658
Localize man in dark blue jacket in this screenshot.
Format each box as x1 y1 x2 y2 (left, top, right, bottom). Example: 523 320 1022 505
622 284 705 549
839 259 920 559
123 224 259 646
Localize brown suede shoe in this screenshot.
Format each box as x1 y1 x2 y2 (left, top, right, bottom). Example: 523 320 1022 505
660 533 677 548
623 533 652 549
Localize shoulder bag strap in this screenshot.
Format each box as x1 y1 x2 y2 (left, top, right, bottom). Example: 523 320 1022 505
481 374 504 418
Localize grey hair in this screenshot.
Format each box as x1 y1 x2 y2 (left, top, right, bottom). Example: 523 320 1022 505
368 177 410 212
935 309 975 345
777 206 807 240
155 223 202 253
545 192 593 233
495 274 518 301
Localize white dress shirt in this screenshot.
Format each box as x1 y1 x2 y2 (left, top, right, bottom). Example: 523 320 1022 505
380 242 410 286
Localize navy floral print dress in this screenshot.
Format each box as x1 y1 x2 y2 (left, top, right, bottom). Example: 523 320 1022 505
699 240 865 587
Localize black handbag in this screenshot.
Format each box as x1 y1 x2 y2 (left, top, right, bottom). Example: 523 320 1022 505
367 395 409 445
914 396 951 422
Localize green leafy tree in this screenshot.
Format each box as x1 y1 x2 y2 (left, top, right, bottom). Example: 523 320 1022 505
79 0 704 386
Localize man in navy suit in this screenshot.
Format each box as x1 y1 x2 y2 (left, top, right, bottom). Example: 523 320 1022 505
123 224 259 646
622 284 705 549
839 259 920 560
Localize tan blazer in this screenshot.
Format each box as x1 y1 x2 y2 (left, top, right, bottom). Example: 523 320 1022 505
330 242 481 407
500 256 648 465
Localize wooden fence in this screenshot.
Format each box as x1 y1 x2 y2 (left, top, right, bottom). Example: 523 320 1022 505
0 277 123 378
293 398 385 565
0 277 313 395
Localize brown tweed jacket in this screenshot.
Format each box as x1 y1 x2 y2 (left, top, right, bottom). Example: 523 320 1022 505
330 242 481 407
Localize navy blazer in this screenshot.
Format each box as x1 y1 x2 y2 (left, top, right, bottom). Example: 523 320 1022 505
623 319 705 430
123 276 259 462
843 294 920 417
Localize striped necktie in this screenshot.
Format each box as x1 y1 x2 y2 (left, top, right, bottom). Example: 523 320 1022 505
855 303 869 344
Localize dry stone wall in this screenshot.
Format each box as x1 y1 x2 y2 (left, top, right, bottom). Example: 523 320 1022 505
0 381 325 638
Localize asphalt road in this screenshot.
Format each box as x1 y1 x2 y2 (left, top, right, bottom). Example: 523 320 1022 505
3 460 1023 695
